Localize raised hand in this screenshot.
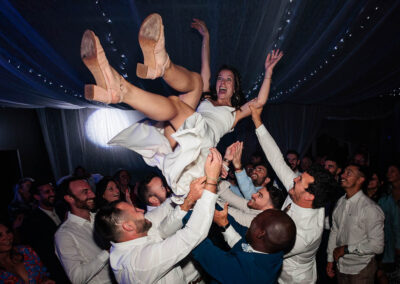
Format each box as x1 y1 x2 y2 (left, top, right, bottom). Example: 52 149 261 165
224 141 240 162
213 203 229 227
191 18 209 38
232 142 244 170
265 49 283 75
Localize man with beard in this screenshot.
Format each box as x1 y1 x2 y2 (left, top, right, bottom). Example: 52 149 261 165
223 141 270 199
327 164 384 283
95 148 222 283
55 177 113 284
217 180 285 227
250 106 338 283
22 181 69 283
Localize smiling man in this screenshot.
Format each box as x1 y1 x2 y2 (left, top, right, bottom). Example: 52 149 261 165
327 164 384 283
22 181 69 283
55 177 113 284
217 180 285 227
250 106 338 283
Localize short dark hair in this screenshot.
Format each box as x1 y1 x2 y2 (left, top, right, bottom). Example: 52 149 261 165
137 173 167 205
29 180 53 196
286 150 299 159
305 165 340 208
94 200 125 242
347 163 371 190
58 176 88 198
253 162 268 175
267 186 286 209
325 155 343 169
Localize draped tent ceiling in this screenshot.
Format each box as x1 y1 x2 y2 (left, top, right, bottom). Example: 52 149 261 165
0 0 399 180
1 0 399 109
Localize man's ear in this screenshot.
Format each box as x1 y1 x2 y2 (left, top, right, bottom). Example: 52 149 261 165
356 176 365 187
304 191 315 202
148 196 160 207
33 194 40 202
122 220 135 233
263 177 271 186
64 195 73 204
256 229 266 240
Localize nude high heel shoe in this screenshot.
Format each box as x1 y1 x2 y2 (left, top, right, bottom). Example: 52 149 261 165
136 13 170 80
81 30 125 104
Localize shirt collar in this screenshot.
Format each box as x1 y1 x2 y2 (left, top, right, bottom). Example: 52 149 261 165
39 206 56 214
67 211 95 225
241 242 268 254
345 189 363 203
111 235 149 250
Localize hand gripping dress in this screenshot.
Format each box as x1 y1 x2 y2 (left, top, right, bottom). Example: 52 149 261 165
109 99 236 203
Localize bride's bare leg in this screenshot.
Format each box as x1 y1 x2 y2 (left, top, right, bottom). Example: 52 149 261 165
137 13 202 110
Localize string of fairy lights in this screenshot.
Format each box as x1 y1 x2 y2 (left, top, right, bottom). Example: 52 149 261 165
3 1 398 106
245 2 399 102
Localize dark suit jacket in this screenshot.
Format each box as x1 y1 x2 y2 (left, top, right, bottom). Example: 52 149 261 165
22 208 70 283
191 210 283 284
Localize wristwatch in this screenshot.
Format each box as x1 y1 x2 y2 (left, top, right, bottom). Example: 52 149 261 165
220 223 231 232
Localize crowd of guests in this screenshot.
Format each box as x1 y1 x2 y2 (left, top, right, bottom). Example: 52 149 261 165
2 133 399 283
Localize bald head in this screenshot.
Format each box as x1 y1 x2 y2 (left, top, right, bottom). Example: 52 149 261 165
246 209 296 254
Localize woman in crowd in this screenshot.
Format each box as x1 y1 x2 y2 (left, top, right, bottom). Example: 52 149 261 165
81 13 282 201
95 176 124 209
0 219 54 283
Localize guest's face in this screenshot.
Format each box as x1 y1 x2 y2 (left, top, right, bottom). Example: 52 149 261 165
116 202 152 234
37 184 56 207
289 172 314 204
216 69 235 102
387 166 400 184
19 181 32 201
286 154 300 171
341 166 363 190
147 177 167 206
368 173 380 190
119 171 131 186
324 160 339 176
69 180 96 210
251 165 268 185
0 224 13 253
102 181 121 203
247 187 271 210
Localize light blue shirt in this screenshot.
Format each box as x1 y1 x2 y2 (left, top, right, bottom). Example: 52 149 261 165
230 170 261 200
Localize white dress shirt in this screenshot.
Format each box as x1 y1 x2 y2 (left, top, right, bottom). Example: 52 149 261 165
217 181 262 227
109 190 217 284
54 212 111 284
327 190 384 274
256 124 324 284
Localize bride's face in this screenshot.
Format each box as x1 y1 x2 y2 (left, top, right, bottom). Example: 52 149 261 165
216 69 235 101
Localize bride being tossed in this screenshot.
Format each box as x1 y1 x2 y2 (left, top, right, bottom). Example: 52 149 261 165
81 13 282 203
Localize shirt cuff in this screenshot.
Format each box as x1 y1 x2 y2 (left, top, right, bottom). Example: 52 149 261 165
255 124 267 135
202 189 218 201
234 169 247 178
347 245 356 254
175 204 189 218
222 225 242 248
327 254 334 262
